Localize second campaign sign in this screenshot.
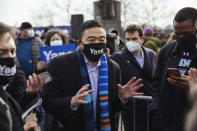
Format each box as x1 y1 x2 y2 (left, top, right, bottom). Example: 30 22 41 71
40 44 76 66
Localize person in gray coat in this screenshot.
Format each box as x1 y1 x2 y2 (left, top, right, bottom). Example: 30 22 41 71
16 22 44 78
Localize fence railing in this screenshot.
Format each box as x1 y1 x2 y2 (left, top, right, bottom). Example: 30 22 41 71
132 96 152 131
119 95 152 131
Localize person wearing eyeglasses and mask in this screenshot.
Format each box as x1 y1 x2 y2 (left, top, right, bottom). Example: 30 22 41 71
43 20 144 131
149 7 197 131
111 24 157 131
16 22 44 78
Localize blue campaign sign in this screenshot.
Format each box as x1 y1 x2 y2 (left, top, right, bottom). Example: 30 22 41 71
40 44 76 66
33 26 72 39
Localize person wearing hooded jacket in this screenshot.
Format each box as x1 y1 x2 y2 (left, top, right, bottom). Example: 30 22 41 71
143 27 161 56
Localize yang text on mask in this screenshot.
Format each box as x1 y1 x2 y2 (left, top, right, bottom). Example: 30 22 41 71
0 65 16 76
90 48 104 55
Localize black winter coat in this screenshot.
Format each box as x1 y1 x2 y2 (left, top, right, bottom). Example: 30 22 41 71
0 87 24 131
111 47 157 131
43 50 124 131
150 41 197 131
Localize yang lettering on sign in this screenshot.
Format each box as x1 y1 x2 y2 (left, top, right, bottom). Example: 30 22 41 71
40 44 76 67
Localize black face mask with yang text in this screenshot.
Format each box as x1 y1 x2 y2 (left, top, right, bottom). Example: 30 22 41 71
81 43 106 62
0 57 16 87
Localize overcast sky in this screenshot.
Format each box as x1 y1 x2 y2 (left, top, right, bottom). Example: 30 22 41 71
0 0 197 27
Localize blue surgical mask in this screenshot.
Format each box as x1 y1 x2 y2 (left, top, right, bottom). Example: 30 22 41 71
27 29 35 38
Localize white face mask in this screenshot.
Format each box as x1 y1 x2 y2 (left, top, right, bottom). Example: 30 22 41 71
27 29 35 38
50 40 63 46
126 41 141 53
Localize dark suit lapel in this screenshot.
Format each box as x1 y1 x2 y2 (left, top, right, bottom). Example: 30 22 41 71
96 89 100 131
191 56 197 68
160 54 179 91
6 92 22 118
122 48 142 71
190 49 197 67
0 88 22 123
142 47 149 71
68 51 83 92
166 43 181 69
142 47 157 78
141 47 154 81
107 59 113 97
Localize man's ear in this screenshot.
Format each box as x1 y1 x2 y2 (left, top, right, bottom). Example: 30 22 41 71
77 40 83 49
77 40 80 46
140 37 144 45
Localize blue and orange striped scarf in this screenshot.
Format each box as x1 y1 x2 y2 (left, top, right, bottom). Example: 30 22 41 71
76 50 111 131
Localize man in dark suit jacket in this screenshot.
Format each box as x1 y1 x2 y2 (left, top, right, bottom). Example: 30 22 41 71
43 20 144 131
150 7 197 131
111 25 156 131
0 22 43 131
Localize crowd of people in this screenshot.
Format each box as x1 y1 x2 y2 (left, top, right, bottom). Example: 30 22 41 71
0 6 197 131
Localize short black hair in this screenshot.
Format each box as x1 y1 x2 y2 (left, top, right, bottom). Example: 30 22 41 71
124 24 143 38
77 20 104 41
174 7 197 25
20 22 32 30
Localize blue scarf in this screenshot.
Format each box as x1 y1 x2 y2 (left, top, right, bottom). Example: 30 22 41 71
76 50 111 131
